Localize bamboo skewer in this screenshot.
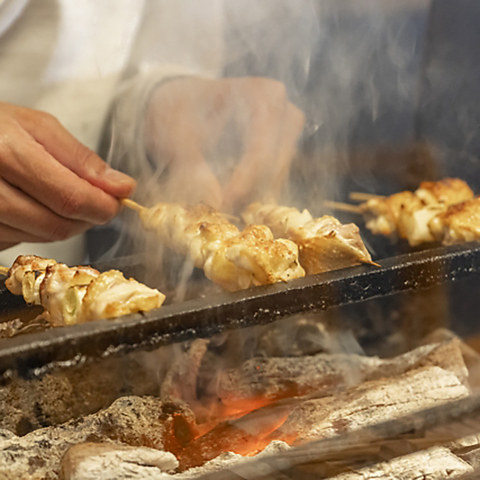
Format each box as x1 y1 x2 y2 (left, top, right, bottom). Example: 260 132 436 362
349 192 385 202
323 200 363 214
122 198 240 223
121 198 147 214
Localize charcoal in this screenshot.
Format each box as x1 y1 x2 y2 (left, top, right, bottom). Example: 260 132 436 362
218 339 468 412
275 365 469 444
61 443 178 480
0 353 161 435
0 396 195 480
329 446 472 480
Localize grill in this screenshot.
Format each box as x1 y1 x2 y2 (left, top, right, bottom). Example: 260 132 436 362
1 241 480 382
3 2 480 477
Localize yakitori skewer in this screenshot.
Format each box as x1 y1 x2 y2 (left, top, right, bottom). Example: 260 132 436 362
2 255 165 326
323 201 363 214
242 202 378 275
328 178 477 247
349 192 385 202
122 199 305 292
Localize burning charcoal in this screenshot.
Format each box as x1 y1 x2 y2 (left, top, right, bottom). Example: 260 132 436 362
179 440 290 478
254 316 339 358
218 339 468 413
272 365 470 445
422 328 480 388
161 339 210 406
61 443 178 480
0 396 196 480
328 446 472 480
177 405 293 471
0 354 161 435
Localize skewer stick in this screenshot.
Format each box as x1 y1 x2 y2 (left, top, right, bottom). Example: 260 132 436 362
121 198 147 214
121 198 240 223
323 201 363 214
349 192 385 202
0 266 9 276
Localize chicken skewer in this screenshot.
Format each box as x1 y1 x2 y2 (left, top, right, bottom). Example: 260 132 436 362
329 178 472 246
428 196 480 245
3 255 165 326
122 199 306 292
241 202 377 275
356 178 474 245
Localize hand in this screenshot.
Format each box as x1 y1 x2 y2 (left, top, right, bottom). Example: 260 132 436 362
0 102 136 251
144 77 304 211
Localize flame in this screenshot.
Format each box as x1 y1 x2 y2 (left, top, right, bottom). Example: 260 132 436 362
176 404 293 471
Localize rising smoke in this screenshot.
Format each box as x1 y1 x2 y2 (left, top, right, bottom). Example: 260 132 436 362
100 0 432 280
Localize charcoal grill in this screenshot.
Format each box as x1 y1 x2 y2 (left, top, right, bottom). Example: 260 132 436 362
1 241 480 383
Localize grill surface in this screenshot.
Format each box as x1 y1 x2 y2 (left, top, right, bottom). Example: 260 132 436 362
1 241 480 382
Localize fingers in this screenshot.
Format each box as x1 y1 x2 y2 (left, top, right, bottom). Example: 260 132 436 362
168 154 224 209
0 224 47 244
4 103 136 199
269 103 305 199
151 94 224 208
0 179 93 242
0 118 122 224
143 77 305 211
222 80 288 209
223 80 305 210
0 242 18 252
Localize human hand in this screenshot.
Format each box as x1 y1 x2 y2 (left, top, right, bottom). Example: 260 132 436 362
0 102 136 251
144 77 304 211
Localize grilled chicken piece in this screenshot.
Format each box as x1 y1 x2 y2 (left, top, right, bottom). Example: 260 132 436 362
205 225 304 291
242 203 375 275
4 255 165 326
242 203 314 238
360 178 474 246
415 178 474 206
5 255 57 295
361 191 421 237
428 196 480 245
39 263 100 326
134 202 305 292
65 270 166 325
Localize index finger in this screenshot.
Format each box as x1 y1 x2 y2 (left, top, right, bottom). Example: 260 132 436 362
1 128 121 224
11 106 136 199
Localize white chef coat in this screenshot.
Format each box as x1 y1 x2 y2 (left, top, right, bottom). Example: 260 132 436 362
0 0 315 265
0 0 225 266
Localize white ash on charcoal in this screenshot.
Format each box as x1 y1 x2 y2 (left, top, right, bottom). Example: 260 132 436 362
61 443 179 480
217 338 468 411
161 340 210 409
327 446 473 480
0 353 161 435
273 365 469 445
175 341 471 471
0 396 196 480
60 440 291 480
163 335 469 422
422 328 480 389
160 318 365 422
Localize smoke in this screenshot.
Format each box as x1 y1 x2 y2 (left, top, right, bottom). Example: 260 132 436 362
98 0 433 284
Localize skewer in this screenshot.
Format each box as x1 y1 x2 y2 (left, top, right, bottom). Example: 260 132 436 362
222 213 241 223
120 198 147 214
349 192 385 202
323 201 363 214
0 266 8 276
121 198 240 222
